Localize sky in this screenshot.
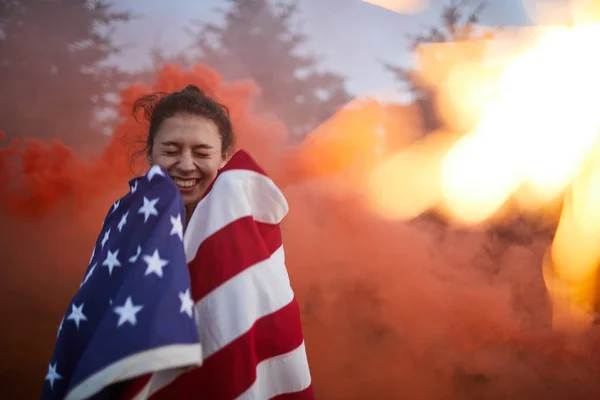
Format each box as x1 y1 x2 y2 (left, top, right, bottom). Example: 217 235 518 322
108 0 555 97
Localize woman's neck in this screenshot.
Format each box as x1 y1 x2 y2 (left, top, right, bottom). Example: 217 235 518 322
184 202 197 229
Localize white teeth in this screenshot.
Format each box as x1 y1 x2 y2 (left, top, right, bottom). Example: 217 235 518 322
173 178 197 188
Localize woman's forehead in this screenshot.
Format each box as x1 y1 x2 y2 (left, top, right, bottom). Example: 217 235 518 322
156 115 220 146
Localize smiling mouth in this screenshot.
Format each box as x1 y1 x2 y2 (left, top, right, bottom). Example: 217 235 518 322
172 177 199 189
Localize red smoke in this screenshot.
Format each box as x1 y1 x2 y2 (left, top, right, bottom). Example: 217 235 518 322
0 64 287 218
1 64 600 399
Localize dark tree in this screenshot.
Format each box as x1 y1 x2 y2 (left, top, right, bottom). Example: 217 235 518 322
0 0 132 149
385 0 491 134
186 0 351 141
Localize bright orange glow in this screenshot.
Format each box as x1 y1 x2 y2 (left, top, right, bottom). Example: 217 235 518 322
440 135 518 224
545 139 600 331
440 25 600 221
367 132 455 220
440 23 600 329
359 5 600 330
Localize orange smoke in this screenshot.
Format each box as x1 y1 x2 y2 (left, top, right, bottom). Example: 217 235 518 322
284 97 422 183
0 64 288 398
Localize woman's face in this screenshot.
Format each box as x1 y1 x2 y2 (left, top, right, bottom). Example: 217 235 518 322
150 113 226 213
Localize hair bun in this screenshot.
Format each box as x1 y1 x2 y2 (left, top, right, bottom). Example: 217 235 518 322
182 84 205 96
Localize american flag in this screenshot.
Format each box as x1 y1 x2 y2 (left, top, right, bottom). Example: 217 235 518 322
124 151 314 399
41 165 203 400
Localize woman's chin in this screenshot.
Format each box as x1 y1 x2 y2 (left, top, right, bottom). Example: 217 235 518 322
177 184 197 195
179 185 200 203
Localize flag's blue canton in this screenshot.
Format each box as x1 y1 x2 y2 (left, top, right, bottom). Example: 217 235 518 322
42 166 198 400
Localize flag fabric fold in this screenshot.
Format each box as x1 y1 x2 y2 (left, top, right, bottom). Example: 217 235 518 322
41 166 202 400
132 150 314 400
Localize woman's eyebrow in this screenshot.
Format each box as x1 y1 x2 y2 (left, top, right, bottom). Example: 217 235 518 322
192 144 213 150
160 141 213 149
160 141 181 147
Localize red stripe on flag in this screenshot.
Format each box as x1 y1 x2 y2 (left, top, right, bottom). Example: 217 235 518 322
150 298 306 399
272 385 315 400
121 374 151 399
221 151 267 175
199 150 268 202
189 217 283 301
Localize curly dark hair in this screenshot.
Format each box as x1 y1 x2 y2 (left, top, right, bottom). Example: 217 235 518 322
133 84 235 157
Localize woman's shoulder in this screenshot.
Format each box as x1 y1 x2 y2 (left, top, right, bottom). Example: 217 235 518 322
200 151 288 224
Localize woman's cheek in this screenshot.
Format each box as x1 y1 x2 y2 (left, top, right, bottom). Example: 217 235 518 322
197 159 221 177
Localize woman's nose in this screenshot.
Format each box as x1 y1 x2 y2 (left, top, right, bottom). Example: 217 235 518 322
177 152 195 171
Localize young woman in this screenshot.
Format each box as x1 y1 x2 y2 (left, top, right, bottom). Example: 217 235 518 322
43 86 314 400
133 85 315 399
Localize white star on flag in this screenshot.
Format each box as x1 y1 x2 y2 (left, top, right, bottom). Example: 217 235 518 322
112 200 120 213
102 249 122 276
118 211 129 232
170 214 183 241
114 296 143 327
179 289 194 318
130 180 138 193
129 245 141 263
45 362 62 389
147 165 165 181
101 228 111 249
143 249 169 278
66 303 87 329
138 196 159 223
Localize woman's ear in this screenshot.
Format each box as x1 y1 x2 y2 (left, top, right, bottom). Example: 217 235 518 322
219 152 231 170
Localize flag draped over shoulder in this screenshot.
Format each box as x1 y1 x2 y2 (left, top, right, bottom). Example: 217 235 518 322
41 166 202 400
131 150 314 400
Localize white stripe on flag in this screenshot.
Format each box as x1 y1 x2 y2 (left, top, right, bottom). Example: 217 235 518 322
194 245 294 358
236 341 313 400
